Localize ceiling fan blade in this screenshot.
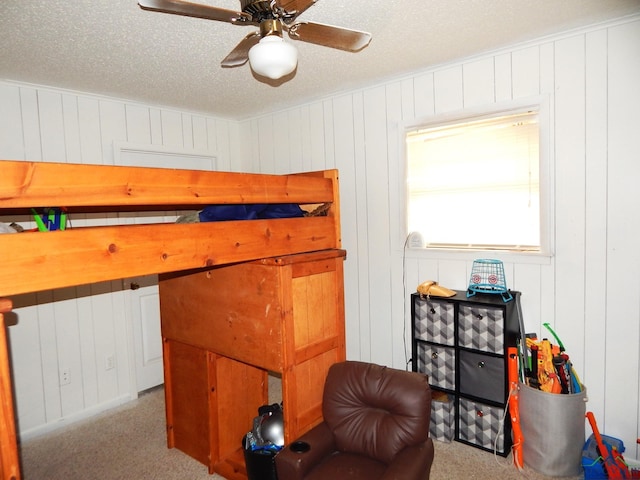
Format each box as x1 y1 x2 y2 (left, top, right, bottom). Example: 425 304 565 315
287 22 371 52
274 0 318 19
221 32 261 67
138 0 251 24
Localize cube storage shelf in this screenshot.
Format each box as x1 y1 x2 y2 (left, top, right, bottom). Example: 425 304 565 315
411 290 521 456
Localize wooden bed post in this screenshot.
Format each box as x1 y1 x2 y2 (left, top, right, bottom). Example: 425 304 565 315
293 168 342 248
0 299 19 480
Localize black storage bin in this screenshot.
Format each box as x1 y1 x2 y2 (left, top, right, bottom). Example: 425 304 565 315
242 436 278 480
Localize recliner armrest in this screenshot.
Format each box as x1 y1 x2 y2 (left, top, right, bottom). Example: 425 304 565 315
381 438 435 480
275 422 337 480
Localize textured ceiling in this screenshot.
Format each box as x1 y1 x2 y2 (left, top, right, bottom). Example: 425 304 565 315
1 0 639 119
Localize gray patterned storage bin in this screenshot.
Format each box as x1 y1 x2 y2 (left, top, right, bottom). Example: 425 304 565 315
416 342 455 391
458 304 504 353
414 298 455 345
457 398 507 454
430 391 454 442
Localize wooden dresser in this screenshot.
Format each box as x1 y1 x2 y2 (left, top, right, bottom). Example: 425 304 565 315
159 249 346 478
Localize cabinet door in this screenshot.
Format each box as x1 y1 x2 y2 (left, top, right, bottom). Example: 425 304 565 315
414 297 455 345
457 304 504 354
164 340 212 467
416 343 455 391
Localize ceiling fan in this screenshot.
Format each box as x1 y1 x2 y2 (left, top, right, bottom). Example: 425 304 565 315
138 0 372 79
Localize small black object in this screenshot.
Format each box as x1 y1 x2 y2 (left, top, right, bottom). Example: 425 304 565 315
289 441 311 453
243 435 279 480
258 403 282 416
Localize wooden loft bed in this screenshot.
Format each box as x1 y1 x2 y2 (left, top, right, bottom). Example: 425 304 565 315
0 160 341 296
0 159 344 480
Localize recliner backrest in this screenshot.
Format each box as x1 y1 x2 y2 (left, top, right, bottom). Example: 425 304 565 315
322 361 431 464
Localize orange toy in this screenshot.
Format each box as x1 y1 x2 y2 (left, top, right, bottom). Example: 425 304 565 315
586 412 640 479
507 347 524 470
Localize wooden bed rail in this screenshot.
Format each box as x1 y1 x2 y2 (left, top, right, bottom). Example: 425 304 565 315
0 160 336 208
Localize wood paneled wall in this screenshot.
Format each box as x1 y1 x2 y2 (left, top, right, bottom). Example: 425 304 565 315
239 17 640 459
0 83 241 437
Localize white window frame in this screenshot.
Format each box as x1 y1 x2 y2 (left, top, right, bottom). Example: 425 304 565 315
402 97 554 260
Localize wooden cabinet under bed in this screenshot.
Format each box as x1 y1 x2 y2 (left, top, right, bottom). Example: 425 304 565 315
159 249 346 479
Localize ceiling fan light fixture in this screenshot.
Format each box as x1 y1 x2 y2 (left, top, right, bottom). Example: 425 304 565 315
248 35 298 80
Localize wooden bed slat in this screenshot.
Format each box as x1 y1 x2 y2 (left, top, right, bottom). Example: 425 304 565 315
0 160 334 208
0 217 337 297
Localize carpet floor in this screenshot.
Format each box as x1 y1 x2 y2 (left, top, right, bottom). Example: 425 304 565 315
20 386 584 480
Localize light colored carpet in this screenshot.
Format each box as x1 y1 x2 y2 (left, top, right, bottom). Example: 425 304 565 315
20 386 584 480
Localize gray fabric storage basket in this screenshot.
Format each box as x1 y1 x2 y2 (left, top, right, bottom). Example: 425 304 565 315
519 382 587 477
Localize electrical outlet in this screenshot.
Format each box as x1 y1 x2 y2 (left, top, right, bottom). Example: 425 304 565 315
105 354 115 371
60 368 70 386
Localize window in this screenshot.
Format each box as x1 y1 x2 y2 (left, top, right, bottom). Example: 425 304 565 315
406 109 541 252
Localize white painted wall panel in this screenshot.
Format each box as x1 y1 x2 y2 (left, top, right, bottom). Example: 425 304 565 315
385 81 409 368
331 94 360 360
212 118 237 171
285 108 304 173
273 111 291 174
512 46 541 98
434 66 463 113
6 295 45 431
309 102 327 171
77 97 103 165
0 85 25 160
35 291 62 422
296 105 313 173
20 87 43 160
99 100 127 164
125 104 152 143
553 37 587 362
150 108 163 146
38 91 67 163
192 115 208 151
160 110 183 148
61 95 82 164
463 58 495 108
413 72 434 118
494 53 512 102
52 288 84 416
400 78 415 120
583 27 609 424
75 285 99 407
605 19 640 458
181 113 194 150
352 92 371 361
362 86 394 366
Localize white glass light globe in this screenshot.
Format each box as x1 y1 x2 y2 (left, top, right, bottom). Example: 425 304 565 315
248 36 298 80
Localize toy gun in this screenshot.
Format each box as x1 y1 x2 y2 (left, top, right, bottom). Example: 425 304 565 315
538 339 561 393
586 411 637 479
31 207 67 231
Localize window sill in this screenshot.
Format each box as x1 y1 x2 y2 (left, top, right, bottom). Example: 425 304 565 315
402 247 552 266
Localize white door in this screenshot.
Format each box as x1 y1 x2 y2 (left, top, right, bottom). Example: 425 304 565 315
115 143 216 392
125 276 164 391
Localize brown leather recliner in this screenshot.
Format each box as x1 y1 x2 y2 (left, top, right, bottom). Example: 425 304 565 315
275 361 434 480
